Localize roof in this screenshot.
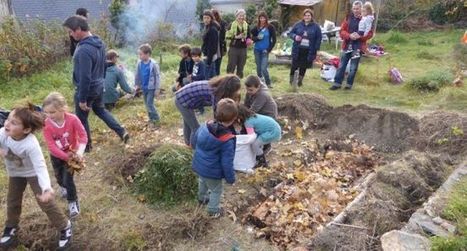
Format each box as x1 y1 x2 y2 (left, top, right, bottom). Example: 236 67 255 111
279 0 322 6
11 0 112 22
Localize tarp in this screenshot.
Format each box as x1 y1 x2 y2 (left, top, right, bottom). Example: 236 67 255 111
279 0 322 6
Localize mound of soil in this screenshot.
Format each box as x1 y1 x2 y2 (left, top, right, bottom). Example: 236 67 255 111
309 151 453 250
418 111 467 158
276 93 332 128
323 105 419 153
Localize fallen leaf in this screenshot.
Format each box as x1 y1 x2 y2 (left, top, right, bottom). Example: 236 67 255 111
238 189 246 194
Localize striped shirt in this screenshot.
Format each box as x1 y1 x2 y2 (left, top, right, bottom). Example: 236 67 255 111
175 81 215 109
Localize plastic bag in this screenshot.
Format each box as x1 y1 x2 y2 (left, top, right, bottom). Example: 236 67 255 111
233 133 257 173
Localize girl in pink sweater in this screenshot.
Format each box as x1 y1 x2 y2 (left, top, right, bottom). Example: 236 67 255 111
43 92 87 218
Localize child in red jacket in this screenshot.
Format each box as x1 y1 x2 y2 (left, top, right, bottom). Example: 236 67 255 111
43 92 87 218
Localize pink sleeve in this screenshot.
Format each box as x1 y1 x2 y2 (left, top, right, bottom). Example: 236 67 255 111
43 122 69 161
71 115 88 145
246 127 255 134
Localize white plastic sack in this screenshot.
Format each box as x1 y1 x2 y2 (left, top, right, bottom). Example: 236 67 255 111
320 64 337 82
323 20 335 31
233 133 257 173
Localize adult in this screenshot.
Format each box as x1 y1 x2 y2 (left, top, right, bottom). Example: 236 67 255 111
288 9 322 87
330 1 373 90
70 8 88 57
175 74 242 146
225 9 250 78
201 10 220 80
251 11 276 88
212 9 227 76
63 15 129 152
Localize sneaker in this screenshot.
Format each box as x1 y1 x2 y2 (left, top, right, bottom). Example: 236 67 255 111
0 227 17 247
59 186 67 199
57 221 72 250
68 201 80 218
255 154 269 168
344 86 352 90
208 208 224 218
329 85 341 90
121 131 130 144
263 144 272 155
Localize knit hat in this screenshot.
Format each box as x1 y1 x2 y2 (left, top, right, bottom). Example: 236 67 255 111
235 9 246 17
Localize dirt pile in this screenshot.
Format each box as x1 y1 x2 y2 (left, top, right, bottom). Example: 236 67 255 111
309 151 453 250
418 111 467 158
277 94 420 153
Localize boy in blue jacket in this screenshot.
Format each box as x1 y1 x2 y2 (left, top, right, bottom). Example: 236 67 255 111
192 98 238 218
135 43 161 128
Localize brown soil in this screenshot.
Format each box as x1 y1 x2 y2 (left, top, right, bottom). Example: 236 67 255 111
276 93 332 128
308 151 453 251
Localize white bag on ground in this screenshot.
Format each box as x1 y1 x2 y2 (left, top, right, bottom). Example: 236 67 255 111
233 133 257 173
320 64 337 82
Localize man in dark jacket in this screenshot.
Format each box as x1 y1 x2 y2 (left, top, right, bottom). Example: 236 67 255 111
63 15 129 152
330 1 373 90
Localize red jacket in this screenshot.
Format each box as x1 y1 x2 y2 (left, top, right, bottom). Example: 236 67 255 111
340 14 374 51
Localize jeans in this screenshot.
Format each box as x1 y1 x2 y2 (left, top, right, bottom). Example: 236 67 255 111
204 60 217 80
198 176 223 214
333 51 361 87
74 90 126 149
143 89 160 122
214 57 222 76
254 49 271 86
51 155 77 202
6 176 68 230
175 98 200 146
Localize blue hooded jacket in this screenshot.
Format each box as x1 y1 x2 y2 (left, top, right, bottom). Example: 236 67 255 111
73 35 106 103
192 121 236 184
288 21 322 62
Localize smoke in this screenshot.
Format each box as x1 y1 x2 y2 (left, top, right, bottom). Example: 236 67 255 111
118 0 199 47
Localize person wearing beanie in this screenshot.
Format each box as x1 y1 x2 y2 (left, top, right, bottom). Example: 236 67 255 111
225 9 250 78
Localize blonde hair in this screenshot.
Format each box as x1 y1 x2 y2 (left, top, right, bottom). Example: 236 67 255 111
363 1 374 15
43 92 68 111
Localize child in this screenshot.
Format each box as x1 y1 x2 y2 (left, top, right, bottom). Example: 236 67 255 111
348 1 375 59
135 43 161 128
237 105 281 168
104 49 134 111
43 92 87 218
0 104 72 249
190 47 207 82
173 44 194 92
191 98 238 218
244 75 278 119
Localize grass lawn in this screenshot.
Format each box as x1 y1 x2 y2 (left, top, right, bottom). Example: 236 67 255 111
431 176 467 251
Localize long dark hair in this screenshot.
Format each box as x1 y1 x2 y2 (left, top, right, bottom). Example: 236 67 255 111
209 74 241 101
256 11 269 28
212 9 222 23
11 103 45 134
237 104 256 124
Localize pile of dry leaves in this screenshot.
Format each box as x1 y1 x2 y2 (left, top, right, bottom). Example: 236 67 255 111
244 138 381 248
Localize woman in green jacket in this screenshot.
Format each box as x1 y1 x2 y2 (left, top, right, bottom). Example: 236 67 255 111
225 9 250 78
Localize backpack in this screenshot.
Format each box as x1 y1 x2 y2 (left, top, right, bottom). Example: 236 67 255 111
388 67 403 84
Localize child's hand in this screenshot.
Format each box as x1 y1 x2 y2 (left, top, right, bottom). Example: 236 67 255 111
37 189 55 203
295 35 302 42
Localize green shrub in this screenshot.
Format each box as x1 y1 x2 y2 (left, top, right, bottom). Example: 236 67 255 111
407 70 454 92
134 144 196 205
386 31 408 44
223 13 235 27
0 17 68 81
429 0 465 25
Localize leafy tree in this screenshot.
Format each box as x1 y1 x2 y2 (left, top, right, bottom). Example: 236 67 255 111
196 0 212 21
109 0 128 46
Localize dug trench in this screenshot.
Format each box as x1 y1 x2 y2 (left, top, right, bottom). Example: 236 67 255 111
102 93 465 250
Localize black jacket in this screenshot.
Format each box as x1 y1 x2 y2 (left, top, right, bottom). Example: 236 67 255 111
70 36 79 56
177 58 194 86
202 23 219 65
218 20 227 56
251 24 277 53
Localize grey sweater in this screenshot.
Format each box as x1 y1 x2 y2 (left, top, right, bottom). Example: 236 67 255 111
0 128 52 193
244 84 278 119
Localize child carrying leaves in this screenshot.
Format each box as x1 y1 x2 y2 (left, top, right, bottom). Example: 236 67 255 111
43 92 87 218
0 104 72 250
